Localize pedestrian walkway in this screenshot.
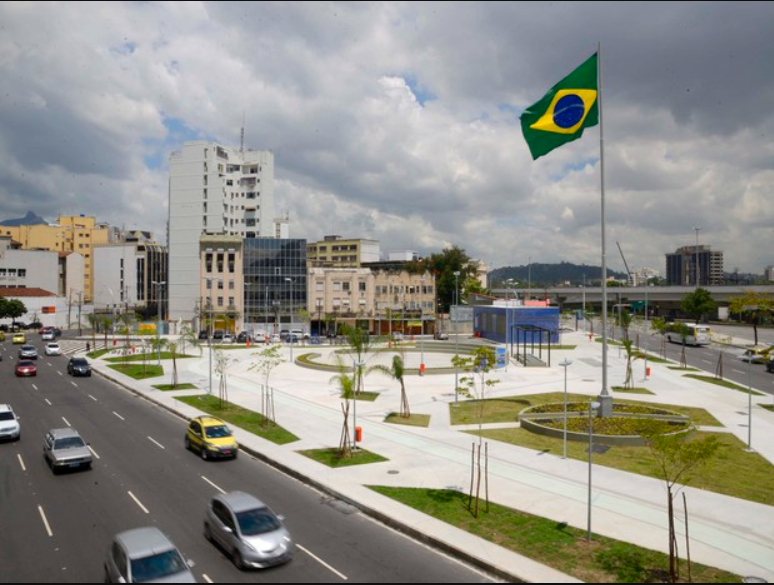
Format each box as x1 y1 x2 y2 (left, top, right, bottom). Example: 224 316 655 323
85 332 774 582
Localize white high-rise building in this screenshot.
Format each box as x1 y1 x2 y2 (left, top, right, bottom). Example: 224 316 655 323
168 142 275 323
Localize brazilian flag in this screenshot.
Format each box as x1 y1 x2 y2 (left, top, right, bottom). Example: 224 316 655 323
520 53 598 160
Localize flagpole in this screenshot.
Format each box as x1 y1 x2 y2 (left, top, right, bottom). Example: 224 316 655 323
598 42 612 416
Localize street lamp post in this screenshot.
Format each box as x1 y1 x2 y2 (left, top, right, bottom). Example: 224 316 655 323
453 271 461 403
588 400 601 541
151 281 166 366
560 359 573 459
420 274 426 376
353 359 365 450
285 278 294 363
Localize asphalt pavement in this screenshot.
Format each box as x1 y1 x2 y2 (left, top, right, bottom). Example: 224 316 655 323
0 340 494 584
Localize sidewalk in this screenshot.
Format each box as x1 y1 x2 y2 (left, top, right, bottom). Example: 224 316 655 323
89 333 774 583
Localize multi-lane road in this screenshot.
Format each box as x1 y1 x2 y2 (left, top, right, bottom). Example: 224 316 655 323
0 339 493 584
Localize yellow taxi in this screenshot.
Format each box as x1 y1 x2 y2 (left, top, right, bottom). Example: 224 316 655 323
0 331 5 342
12 333 26 345
184 416 238 460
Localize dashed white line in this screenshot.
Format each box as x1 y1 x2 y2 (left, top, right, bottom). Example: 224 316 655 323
113 412 125 421
57 371 63 376
201 476 226 495
61 417 72 427
202 575 213 583
88 446 101 460
88 394 98 402
297 544 348 581
128 491 150 514
32 384 39 391
17 454 26 472
38 506 54 537
71 381 78 388
44 399 52 407
148 437 166 450
733 369 747 375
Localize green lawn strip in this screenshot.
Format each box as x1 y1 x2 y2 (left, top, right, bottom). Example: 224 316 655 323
472 428 774 506
176 395 299 445
152 383 198 391
106 352 195 363
450 393 721 427
298 448 388 468
342 392 380 402
369 486 738 584
107 364 164 380
384 413 431 428
668 366 700 372
761 404 774 413
684 374 767 396
611 386 656 395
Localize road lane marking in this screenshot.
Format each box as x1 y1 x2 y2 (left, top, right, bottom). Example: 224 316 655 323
113 411 125 421
71 381 78 388
62 417 71 427
201 476 226 494
297 544 348 581
733 369 747 375
88 446 101 460
44 399 52 407
701 360 713 365
17 454 26 472
202 575 213 583
88 394 98 402
57 371 63 376
128 491 150 514
148 437 166 450
32 384 38 391
38 506 54 537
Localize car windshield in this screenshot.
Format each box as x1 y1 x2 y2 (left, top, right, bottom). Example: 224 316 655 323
205 425 232 439
236 507 282 536
72 359 88 366
0 412 14 421
54 437 86 450
130 550 188 583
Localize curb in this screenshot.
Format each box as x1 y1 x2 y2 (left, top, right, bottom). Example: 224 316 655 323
91 365 542 583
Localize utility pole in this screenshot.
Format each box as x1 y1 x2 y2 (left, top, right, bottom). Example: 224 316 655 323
694 227 701 287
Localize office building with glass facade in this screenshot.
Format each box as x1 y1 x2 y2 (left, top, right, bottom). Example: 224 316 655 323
243 239 307 334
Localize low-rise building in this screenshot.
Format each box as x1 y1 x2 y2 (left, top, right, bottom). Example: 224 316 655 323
199 235 244 334
308 236 380 268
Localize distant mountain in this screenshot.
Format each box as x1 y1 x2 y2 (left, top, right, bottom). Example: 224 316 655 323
0 211 48 227
490 262 629 287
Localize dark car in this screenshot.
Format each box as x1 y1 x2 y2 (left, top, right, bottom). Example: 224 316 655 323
199 330 210 341
767 358 774 374
68 358 92 377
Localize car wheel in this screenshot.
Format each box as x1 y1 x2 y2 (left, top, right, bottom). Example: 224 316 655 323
233 550 246 571
184 436 191 451
203 522 213 542
200 447 208 461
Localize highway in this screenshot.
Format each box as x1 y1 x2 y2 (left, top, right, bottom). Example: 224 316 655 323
0 339 493 584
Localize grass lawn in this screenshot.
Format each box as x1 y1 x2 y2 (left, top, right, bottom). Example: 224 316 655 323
473 428 774 506
152 383 198 391
299 447 388 468
108 364 164 380
384 413 431 428
684 374 767 396
668 366 700 372
342 392 380 402
106 352 195 363
176 395 299 445
611 386 656 395
450 393 722 427
762 404 774 413
370 487 739 583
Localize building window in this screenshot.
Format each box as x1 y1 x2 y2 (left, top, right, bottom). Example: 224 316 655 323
359 282 367 292
342 282 350 292
316 281 324 292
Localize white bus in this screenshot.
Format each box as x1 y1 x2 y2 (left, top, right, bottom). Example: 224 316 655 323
666 323 711 346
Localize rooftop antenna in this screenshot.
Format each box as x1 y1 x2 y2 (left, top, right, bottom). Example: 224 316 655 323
240 111 245 154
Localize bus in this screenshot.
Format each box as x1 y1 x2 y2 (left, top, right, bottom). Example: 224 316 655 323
665 323 711 346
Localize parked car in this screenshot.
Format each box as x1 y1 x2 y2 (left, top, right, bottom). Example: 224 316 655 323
43 428 92 473
0 404 21 442
434 331 450 341
185 417 238 460
104 527 197 583
41 330 56 341
67 357 92 377
15 361 37 377
222 334 234 344
19 345 38 360
198 330 210 341
45 343 62 357
204 491 293 570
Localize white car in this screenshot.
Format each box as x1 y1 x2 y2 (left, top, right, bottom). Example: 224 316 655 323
45 343 62 357
0 404 21 441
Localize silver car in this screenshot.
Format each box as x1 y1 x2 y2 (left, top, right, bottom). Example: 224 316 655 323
43 428 92 473
0 404 21 441
19 345 38 360
105 527 197 583
204 491 293 570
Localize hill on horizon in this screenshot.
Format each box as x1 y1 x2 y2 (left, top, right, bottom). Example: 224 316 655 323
0 211 48 227
490 262 628 287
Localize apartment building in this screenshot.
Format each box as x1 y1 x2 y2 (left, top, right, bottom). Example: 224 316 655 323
307 236 381 268
199 235 245 334
168 142 276 323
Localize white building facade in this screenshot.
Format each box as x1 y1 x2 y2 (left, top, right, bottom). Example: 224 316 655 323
168 142 275 322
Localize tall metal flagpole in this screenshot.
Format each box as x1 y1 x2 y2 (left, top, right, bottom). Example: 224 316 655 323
598 43 612 416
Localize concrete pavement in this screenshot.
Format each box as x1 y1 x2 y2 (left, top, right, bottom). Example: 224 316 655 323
86 333 774 582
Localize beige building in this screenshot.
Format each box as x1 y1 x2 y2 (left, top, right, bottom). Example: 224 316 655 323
0 215 111 301
308 236 381 268
308 266 436 335
199 235 244 334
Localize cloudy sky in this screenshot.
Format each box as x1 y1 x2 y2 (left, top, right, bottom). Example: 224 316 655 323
1 1 773 274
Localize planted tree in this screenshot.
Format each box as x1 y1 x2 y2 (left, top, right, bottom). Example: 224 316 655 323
368 352 409 418
642 428 720 583
214 350 234 409
680 288 717 324
729 292 774 346
250 345 284 425
330 360 357 458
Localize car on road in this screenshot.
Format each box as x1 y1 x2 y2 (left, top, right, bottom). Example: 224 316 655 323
204 491 293 570
43 428 92 473
15 361 37 377
45 343 62 357
185 416 238 460
67 357 92 377
434 331 450 340
0 404 21 442
12 333 26 345
0 331 5 342
19 345 38 360
739 348 769 364
41 330 56 341
105 527 197 583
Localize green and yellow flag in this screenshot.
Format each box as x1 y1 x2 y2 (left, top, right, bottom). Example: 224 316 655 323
520 53 598 160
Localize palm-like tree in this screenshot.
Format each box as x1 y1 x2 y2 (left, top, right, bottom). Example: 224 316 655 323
330 360 357 457
369 354 409 418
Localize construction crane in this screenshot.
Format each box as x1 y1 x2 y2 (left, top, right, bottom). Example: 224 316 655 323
617 242 633 285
